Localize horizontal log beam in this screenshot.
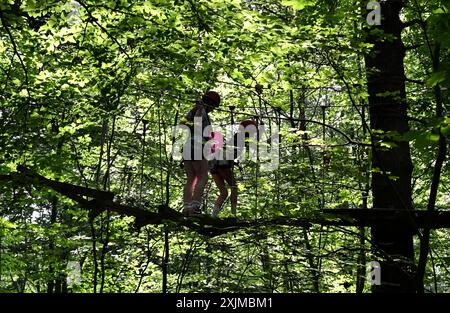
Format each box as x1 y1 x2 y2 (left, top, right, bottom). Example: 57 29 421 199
1 166 450 237
16 165 114 201
323 209 450 229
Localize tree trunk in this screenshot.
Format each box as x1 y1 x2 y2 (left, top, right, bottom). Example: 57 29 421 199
364 0 416 292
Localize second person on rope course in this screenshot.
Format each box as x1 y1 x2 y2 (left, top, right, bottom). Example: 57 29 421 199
209 119 258 218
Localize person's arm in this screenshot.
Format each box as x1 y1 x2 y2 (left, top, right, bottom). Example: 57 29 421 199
180 113 190 126
181 101 206 125
180 106 197 126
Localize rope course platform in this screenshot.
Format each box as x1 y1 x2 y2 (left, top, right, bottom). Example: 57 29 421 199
1 166 450 237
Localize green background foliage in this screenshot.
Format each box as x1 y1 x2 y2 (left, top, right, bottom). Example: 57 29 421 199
0 0 449 293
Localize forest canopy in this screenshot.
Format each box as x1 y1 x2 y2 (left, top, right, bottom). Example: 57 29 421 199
0 0 449 293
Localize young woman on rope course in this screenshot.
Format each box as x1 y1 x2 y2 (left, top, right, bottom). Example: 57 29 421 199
181 90 221 216
209 119 258 218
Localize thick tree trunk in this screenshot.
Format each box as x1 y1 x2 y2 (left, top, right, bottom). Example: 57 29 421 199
364 0 416 292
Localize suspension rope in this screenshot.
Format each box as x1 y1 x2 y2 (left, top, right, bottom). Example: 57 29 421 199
140 119 148 203
213 107 363 146
161 98 181 293
175 233 198 293
254 93 262 219
112 99 363 146
166 104 180 206
157 96 169 294
157 103 164 204
229 105 237 168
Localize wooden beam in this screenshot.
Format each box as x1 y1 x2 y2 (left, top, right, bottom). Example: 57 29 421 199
16 165 114 201
323 209 450 229
2 166 450 237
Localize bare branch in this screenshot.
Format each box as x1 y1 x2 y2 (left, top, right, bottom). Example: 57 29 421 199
77 0 130 59
0 8 31 99
405 78 424 85
405 43 424 51
3 166 450 238
401 19 423 30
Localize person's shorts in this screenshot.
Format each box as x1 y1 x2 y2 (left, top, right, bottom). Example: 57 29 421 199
209 160 234 174
182 137 207 161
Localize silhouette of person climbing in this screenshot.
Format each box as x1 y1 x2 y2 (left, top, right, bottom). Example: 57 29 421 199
209 119 258 218
181 91 221 216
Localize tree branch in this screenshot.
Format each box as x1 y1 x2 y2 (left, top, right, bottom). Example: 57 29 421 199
401 18 423 30
405 78 424 85
0 8 31 99
77 0 130 59
186 0 211 32
405 43 425 51
2 166 450 238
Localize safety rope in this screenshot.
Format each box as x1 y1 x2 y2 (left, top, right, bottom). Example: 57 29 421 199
140 119 148 203
157 102 164 204
213 106 361 146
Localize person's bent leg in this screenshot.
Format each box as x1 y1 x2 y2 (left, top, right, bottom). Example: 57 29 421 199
224 168 238 215
183 161 196 214
212 171 228 217
191 159 209 213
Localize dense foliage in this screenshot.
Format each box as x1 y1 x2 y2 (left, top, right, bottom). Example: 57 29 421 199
0 0 449 293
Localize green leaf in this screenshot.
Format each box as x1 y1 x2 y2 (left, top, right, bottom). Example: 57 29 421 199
403 130 421 141
426 71 446 87
441 125 450 136
0 217 17 229
429 133 440 141
281 0 314 11
413 132 440 150
380 141 398 148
